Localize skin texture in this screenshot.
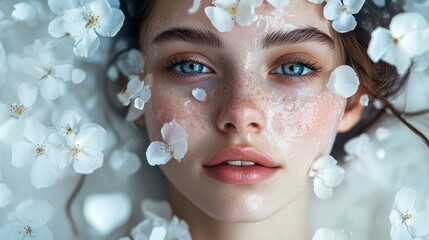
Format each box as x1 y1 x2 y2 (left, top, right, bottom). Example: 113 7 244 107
140 0 357 239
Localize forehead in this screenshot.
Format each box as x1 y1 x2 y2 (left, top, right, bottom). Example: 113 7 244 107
144 0 334 46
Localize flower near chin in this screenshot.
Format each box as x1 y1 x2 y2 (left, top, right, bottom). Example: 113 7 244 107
54 0 125 57
389 188 429 240
327 65 360 98
205 0 260 32
146 120 188 166
322 0 365 33
312 228 352 240
0 199 54 240
368 12 429 75
309 155 345 200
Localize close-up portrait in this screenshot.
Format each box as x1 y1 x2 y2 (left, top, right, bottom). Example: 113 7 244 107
0 0 429 239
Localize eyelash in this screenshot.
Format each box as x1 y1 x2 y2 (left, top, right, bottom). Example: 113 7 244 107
164 55 323 82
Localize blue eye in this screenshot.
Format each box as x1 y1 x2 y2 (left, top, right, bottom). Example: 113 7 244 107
174 61 211 74
272 63 312 76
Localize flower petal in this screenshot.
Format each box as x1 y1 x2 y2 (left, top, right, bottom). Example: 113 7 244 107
11 3 37 21
266 0 289 9
72 68 86 84
24 119 48 144
96 8 125 37
390 12 427 38
32 226 53 240
367 27 392 63
109 149 141 176
394 188 416 214
73 29 100 58
0 222 26 239
205 6 235 33
76 123 107 153
161 119 188 145
146 141 172 166
408 211 429 236
192 88 207 102
11 141 36 168
39 77 61 100
312 228 335 240
17 82 37 107
323 0 341 21
236 0 254 26
30 155 60 189
382 44 412 74
390 224 412 240
327 65 360 98
16 199 53 228
73 151 104 174
332 13 357 33
345 0 365 14
314 177 333 200
48 16 66 38
188 0 201 14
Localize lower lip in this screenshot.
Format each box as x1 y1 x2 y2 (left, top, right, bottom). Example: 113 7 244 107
204 165 279 184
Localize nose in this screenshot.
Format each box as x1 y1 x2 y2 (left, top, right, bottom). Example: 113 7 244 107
216 90 266 135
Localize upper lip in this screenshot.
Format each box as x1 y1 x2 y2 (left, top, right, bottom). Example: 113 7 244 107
204 146 279 168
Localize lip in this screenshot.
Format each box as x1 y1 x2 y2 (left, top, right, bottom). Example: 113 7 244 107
203 146 280 185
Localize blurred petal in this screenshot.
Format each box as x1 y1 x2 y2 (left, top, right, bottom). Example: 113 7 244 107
39 77 61 100
390 12 426 38
72 68 86 84
11 141 36 168
0 183 13 208
11 3 37 21
33 226 53 240
0 222 25 239
48 17 66 38
327 65 360 98
368 27 392 62
73 29 100 57
24 119 48 144
314 177 333 200
30 155 60 189
188 0 201 14
394 188 416 213
312 228 335 240
17 82 37 106
409 211 429 236
16 199 53 228
382 45 412 74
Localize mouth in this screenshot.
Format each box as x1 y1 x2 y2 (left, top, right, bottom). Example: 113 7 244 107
203 146 280 185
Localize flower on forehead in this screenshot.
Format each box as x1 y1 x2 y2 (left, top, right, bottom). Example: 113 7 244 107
0 199 53 240
389 188 429 240
11 120 68 189
205 0 259 32
312 228 352 240
0 82 37 122
368 12 429 75
11 2 37 22
146 120 188 166
66 123 107 174
309 155 345 200
327 65 360 98
60 0 125 57
321 0 365 33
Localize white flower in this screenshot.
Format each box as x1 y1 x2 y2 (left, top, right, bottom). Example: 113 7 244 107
124 74 153 122
327 65 360 98
47 0 82 38
205 0 259 32
323 0 365 33
0 82 37 122
188 0 201 14
11 120 67 189
0 183 12 208
11 2 37 21
83 193 132 236
146 120 188 166
62 0 125 57
266 0 289 9
66 123 107 174
116 49 145 77
359 94 369 106
192 88 207 102
312 228 352 240
389 188 429 240
51 108 82 137
368 12 429 75
309 155 345 200
118 75 146 106
0 199 53 240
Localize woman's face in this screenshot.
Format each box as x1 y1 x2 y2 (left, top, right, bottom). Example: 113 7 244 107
142 0 346 222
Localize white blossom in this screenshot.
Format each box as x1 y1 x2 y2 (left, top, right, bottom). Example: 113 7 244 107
47 0 82 38
0 82 37 122
83 193 132 236
0 199 53 240
124 74 153 122
51 108 82 137
146 120 188 166
109 149 142 176
66 123 107 174
309 155 345 200
11 120 67 189
368 12 429 74
205 0 259 32
116 49 145 77
0 183 12 208
11 2 37 21
327 65 360 98
389 188 429 240
323 0 365 33
359 94 369 106
62 0 125 57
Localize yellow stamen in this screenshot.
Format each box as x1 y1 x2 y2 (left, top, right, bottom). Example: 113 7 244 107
161 144 174 156
36 144 45 156
87 12 100 29
10 104 27 119
230 3 239 16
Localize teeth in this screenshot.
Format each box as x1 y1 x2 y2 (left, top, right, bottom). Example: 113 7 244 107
226 161 256 166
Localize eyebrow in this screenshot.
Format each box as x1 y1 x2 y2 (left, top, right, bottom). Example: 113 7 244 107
262 27 335 49
151 28 224 48
151 27 334 50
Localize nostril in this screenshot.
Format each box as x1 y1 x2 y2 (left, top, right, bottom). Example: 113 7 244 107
250 122 259 128
225 122 235 129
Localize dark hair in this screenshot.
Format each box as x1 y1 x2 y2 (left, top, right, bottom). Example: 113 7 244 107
113 0 429 153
